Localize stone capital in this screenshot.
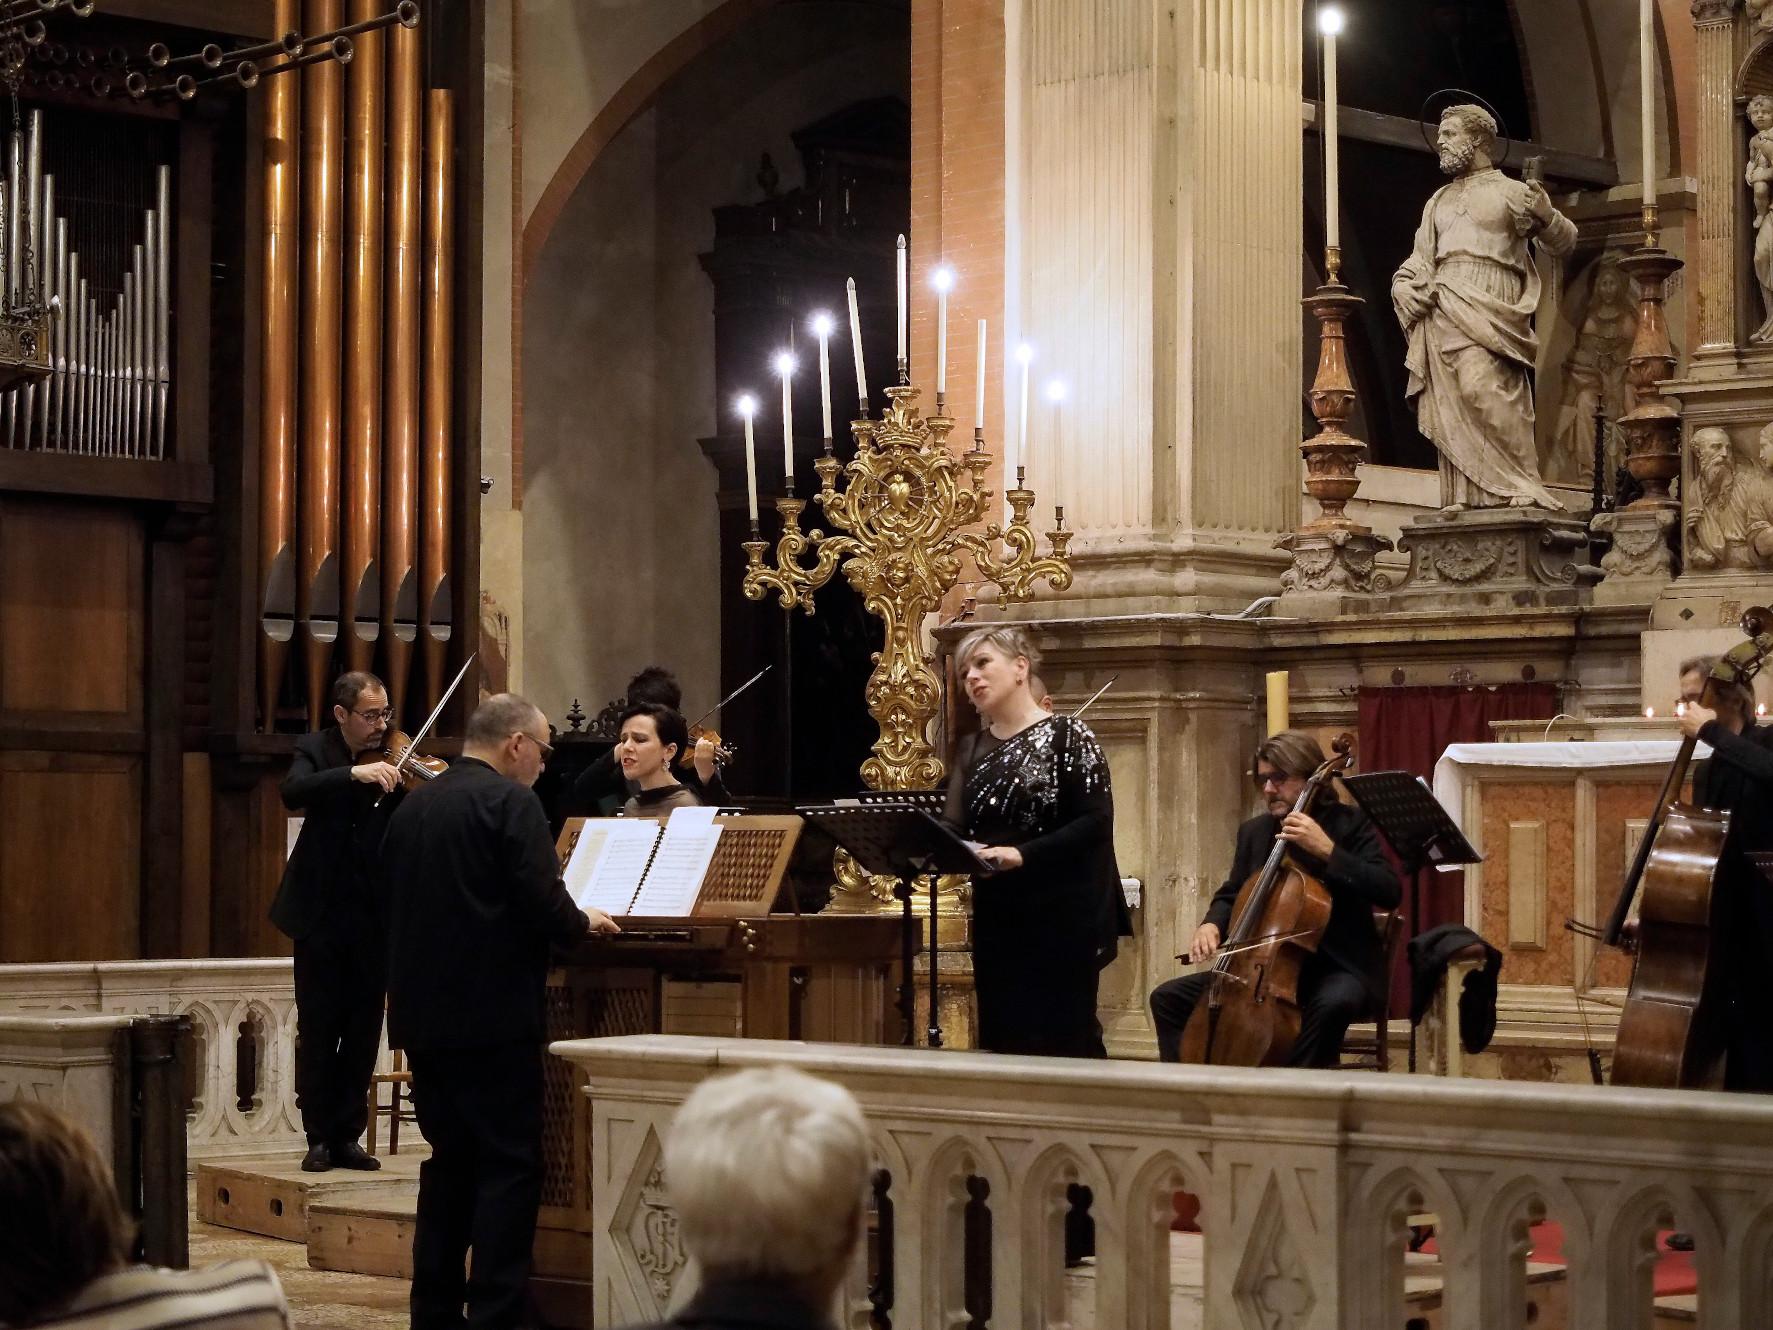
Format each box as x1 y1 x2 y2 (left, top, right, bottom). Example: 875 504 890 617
1691 0 1737 23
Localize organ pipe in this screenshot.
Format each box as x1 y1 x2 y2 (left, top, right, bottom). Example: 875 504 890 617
419 88 452 711
342 0 383 674
380 7 419 724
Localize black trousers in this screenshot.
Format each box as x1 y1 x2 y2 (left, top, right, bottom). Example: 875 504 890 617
407 1041 545 1330
1149 966 1368 1068
1723 863 1773 1093
292 919 385 1148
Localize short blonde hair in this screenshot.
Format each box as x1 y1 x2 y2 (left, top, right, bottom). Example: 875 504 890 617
954 624 1041 676
664 1066 870 1283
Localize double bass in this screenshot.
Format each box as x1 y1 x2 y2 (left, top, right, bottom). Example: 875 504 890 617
1601 608 1773 1088
1179 734 1354 1066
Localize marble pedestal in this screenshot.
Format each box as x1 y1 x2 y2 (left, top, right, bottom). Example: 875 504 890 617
1351 507 1600 612
1590 507 1677 606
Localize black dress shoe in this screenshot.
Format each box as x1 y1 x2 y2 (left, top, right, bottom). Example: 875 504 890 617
300 1143 332 1172
330 1141 383 1171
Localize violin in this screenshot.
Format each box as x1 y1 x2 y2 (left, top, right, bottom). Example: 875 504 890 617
676 725 736 772
1178 733 1354 1067
380 729 448 792
1598 606 1773 1089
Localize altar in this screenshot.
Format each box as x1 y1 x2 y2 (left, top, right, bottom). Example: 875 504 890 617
1430 732 1705 1082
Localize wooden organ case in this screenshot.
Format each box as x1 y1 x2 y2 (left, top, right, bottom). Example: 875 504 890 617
531 813 907 1322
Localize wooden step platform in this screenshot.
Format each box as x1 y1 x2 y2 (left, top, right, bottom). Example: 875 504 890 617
196 1151 424 1278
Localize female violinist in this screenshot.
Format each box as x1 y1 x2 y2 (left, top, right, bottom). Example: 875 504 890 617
564 667 725 815
616 703 706 817
1148 730 1400 1068
942 625 1120 1059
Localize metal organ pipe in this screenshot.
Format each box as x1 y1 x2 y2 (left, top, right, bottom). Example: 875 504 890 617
419 87 453 709
380 5 419 724
342 0 383 674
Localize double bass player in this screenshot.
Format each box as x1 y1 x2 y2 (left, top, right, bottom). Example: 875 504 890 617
1148 730 1400 1068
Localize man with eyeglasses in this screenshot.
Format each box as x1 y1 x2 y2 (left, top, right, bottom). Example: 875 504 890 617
383 692 621 1330
1147 729 1400 1068
269 671 407 1173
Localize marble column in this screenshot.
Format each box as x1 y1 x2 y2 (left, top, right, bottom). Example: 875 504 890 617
1690 0 1739 357
1013 0 1300 614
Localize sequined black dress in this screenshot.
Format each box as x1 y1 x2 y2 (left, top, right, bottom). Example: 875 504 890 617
944 714 1114 1058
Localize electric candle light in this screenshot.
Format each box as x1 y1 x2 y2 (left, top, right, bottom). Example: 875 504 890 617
773 350 797 492
1045 379 1067 516
1318 6 1344 257
737 394 760 526
974 319 987 432
931 265 954 399
1646 706 1656 720
1267 672 1290 733
845 277 868 414
895 234 908 376
1640 0 1655 211
810 311 836 446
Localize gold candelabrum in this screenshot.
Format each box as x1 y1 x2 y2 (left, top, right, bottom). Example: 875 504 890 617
741 381 1073 904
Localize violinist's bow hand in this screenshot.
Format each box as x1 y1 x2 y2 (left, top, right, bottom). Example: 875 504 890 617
351 761 401 793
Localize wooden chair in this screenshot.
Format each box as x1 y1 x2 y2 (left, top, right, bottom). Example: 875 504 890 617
366 1049 416 1155
1340 908 1404 1072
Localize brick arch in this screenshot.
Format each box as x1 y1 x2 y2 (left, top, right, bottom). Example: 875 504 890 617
521 0 785 284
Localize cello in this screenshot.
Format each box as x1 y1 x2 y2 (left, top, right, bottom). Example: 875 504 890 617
1178 734 1354 1067
1601 608 1773 1088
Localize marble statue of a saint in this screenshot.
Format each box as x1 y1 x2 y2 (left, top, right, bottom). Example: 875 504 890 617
1547 253 1637 485
1746 95 1773 342
1392 105 1578 511
1686 425 1773 571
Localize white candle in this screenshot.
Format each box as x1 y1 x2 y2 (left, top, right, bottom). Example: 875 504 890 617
895 234 907 370
811 311 835 441
738 395 759 524
974 320 987 429
1640 0 1655 208
1045 378 1067 510
846 278 868 414
1319 8 1343 251
1015 343 1033 480
773 350 796 492
932 265 954 396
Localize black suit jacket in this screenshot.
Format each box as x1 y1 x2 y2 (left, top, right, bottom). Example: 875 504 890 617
1202 801 1401 996
269 728 395 941
383 757 590 1051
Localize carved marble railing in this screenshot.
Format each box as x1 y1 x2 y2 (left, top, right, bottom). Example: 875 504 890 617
0 959 304 1159
554 1034 1773 1330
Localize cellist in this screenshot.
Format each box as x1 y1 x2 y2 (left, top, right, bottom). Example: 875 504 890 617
1677 656 1773 1092
1149 730 1400 1067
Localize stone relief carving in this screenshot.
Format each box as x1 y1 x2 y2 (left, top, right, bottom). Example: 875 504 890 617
1393 104 1577 512
1747 0 1772 30
632 1160 688 1305
1544 252 1638 485
1685 424 1773 570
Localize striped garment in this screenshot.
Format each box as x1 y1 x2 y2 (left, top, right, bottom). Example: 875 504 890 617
23 1261 289 1330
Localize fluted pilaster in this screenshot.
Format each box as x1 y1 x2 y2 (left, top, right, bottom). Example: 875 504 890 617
1693 4 1737 350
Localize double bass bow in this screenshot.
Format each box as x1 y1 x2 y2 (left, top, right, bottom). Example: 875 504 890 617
1179 733 1355 1067
1587 608 1773 1088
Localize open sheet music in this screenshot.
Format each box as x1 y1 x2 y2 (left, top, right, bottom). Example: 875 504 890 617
561 806 724 917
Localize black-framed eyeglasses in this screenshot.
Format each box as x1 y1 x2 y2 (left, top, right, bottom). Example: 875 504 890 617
352 706 396 723
1253 769 1290 789
516 731 555 761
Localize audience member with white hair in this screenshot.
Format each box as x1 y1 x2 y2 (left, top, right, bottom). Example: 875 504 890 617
616 1066 872 1329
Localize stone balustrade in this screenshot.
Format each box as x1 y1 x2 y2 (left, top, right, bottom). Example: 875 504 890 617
0 959 304 1159
554 1034 1773 1330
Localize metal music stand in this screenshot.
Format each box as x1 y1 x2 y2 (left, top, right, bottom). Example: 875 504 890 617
1341 771 1483 1072
1750 852 1773 890
797 803 993 1049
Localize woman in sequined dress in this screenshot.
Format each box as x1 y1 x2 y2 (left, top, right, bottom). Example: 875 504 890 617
943 625 1119 1058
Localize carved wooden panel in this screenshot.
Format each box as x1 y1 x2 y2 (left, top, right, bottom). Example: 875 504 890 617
0 498 143 722
0 752 139 960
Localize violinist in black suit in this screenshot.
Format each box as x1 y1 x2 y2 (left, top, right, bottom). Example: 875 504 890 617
1148 730 1401 1068
269 671 405 1173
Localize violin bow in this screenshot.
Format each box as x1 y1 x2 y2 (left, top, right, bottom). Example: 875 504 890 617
1072 675 1119 719
377 654 475 804
689 664 772 731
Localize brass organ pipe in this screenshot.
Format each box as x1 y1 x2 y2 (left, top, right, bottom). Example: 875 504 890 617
298 0 344 727
308 2 416 47
255 37 353 82
224 32 303 64
153 166 168 459
258 0 298 729
341 0 382 673
49 215 63 448
380 8 419 723
419 89 453 710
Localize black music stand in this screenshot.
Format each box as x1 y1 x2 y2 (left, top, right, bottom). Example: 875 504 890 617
797 803 993 1049
1341 771 1483 1072
1750 853 1773 890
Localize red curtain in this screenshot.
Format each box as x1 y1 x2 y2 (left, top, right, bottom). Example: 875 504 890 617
1357 682 1559 1014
